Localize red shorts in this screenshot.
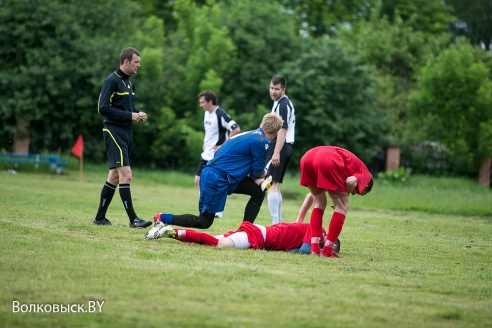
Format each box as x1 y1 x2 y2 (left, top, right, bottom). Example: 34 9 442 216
299 146 347 192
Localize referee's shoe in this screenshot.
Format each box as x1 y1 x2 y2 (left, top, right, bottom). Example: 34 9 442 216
93 218 112 226
129 217 152 228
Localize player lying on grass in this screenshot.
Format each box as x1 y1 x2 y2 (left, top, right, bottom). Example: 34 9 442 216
144 220 340 254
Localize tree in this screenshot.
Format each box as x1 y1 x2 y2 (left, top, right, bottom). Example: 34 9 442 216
137 0 178 36
139 0 236 170
446 0 492 50
407 40 492 177
282 38 388 165
143 0 304 170
379 0 456 35
278 0 376 38
161 0 236 122
338 7 452 143
130 15 168 167
219 0 301 128
277 0 455 39
0 0 142 158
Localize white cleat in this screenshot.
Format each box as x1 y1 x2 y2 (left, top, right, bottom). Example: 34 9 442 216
158 225 176 239
144 222 165 240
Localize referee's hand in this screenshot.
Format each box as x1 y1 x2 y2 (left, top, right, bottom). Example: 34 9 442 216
132 112 147 122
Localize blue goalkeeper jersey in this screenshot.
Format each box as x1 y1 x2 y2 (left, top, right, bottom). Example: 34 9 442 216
205 128 270 191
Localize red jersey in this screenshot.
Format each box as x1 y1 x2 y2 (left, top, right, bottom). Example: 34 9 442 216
300 146 372 194
263 222 312 251
226 221 324 251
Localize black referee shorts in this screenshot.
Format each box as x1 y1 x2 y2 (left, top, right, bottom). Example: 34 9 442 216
103 125 133 169
266 143 293 183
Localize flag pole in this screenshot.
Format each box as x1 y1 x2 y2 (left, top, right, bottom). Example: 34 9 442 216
80 152 84 182
71 134 84 182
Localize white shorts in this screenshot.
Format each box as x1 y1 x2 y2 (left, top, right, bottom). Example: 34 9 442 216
227 224 266 249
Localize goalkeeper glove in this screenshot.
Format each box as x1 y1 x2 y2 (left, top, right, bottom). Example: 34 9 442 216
260 176 272 191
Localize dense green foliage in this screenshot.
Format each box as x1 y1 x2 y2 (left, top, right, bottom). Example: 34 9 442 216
338 6 452 144
0 0 141 161
1 0 492 178
446 0 492 50
377 167 412 185
282 38 387 164
406 40 492 177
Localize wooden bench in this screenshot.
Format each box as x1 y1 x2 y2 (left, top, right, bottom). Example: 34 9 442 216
0 152 68 174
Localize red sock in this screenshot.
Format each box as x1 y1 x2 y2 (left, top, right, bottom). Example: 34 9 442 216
321 212 345 257
326 212 346 247
309 208 324 254
176 230 219 246
321 246 333 257
321 246 339 257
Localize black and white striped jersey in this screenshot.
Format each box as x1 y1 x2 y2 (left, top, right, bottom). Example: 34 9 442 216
271 95 295 144
202 106 239 161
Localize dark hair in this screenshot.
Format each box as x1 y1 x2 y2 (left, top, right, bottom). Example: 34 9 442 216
271 76 287 89
361 176 374 196
120 47 140 65
198 90 218 105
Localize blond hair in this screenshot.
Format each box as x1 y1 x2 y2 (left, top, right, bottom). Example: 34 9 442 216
260 113 283 134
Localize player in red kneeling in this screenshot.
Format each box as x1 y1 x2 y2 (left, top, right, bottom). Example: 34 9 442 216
299 146 374 258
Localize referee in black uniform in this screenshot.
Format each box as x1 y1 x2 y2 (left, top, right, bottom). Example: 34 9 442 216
93 47 152 228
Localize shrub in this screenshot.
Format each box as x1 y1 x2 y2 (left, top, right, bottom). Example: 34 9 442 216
377 167 412 185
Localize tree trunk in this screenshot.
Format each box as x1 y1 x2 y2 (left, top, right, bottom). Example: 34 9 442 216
478 156 491 187
13 117 31 154
385 147 400 171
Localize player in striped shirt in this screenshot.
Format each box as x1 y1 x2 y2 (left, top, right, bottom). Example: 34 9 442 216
266 76 296 225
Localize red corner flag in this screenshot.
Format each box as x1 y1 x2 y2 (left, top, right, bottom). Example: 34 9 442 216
71 135 84 158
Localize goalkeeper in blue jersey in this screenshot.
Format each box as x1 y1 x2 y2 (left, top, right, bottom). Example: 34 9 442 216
154 113 283 229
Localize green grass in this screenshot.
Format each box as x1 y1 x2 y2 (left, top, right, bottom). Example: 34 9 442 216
0 167 491 328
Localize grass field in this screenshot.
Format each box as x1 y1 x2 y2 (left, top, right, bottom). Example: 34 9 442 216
0 166 491 328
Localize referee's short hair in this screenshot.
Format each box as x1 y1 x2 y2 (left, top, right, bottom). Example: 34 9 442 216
260 113 283 134
120 47 140 65
198 90 218 105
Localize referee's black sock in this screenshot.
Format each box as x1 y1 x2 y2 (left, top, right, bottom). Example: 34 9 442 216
94 181 117 220
119 184 138 222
